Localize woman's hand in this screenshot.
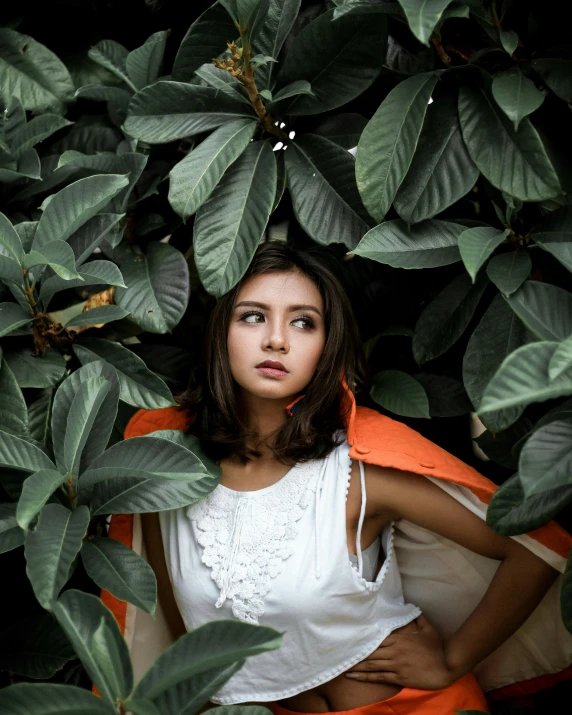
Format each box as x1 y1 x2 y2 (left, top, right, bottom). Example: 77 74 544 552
345 615 458 691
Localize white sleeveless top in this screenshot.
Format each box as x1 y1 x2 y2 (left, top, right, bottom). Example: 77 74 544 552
158 434 421 704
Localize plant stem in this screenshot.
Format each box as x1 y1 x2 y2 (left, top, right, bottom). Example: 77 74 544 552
432 34 452 67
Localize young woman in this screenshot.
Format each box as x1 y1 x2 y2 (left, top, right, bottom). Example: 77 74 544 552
115 242 572 715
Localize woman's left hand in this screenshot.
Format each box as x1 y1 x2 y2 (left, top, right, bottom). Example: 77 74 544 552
345 615 459 691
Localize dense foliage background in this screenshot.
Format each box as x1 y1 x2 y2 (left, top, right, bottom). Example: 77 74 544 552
1 1 571 713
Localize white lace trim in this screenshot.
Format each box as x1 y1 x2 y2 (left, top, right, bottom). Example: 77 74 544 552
186 461 319 624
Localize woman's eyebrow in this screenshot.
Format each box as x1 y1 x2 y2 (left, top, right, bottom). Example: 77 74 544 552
235 300 322 316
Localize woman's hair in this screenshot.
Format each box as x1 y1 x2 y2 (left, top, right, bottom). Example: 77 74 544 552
177 241 368 464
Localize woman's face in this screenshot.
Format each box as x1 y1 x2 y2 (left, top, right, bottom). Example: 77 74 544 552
227 270 326 403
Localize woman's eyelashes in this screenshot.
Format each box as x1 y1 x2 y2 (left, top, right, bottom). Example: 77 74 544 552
238 310 316 330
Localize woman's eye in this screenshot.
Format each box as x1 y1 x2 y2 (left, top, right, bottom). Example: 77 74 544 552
241 311 264 323
293 316 315 329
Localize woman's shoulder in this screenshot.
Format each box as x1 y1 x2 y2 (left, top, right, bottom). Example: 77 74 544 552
124 406 191 439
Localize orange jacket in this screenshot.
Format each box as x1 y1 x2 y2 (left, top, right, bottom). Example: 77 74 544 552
101 386 572 700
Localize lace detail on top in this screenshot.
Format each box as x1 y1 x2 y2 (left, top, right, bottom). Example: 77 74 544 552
186 462 318 625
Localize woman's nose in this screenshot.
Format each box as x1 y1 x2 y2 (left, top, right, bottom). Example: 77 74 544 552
263 321 289 352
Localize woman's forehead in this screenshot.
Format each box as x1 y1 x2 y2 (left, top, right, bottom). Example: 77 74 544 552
236 271 323 308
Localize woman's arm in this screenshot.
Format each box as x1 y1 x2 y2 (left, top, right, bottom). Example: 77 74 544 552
141 512 188 642
347 465 559 689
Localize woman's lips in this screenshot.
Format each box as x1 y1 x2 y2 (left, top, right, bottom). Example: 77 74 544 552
255 366 289 378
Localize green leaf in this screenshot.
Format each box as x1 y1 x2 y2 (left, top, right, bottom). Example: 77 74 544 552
53 589 133 704
491 69 545 130
123 699 161 715
357 72 439 222
0 503 25 554
532 59 572 103
63 305 130 329
9 114 73 157
68 213 124 265
88 39 134 90
0 302 32 337
354 219 464 268
394 93 479 224
531 206 572 274
0 358 28 436
152 429 222 481
463 294 531 432
0 28 75 113
133 619 281 699
39 259 126 308
168 119 256 220
458 85 561 202
3 349 66 388
485 251 531 296
194 65 252 105
0 211 24 262
519 420 572 497
172 3 238 82
27 389 52 446
333 1 405 21
487 474 572 536
413 373 472 417
285 134 370 250
14 221 37 253
478 341 572 415
124 82 255 143
81 536 157 615
17 469 67 530
79 435 209 489
254 0 301 89
505 280 572 341
276 9 387 116
0 682 113 715
458 226 509 282
0 255 23 287
25 241 82 280
396 0 455 45
126 31 169 90
271 80 314 103
413 273 488 365
370 370 430 418
549 335 572 381
194 141 276 297
32 174 129 250
74 337 175 410
563 551 572 634
115 242 189 333
25 504 90 610
499 29 518 56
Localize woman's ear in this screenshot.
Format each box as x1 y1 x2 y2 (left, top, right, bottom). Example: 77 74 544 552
286 394 305 416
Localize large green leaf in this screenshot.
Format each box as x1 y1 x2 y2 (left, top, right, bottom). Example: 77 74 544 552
531 206 572 274
394 93 479 224
194 64 252 105
275 9 387 116
25 504 90 610
79 435 209 489
124 82 255 143
9 114 73 157
126 31 169 90
0 430 55 472
63 305 130 329
463 294 530 432
81 536 157 615
354 219 464 268
413 373 472 417
458 85 561 202
549 335 572 381
3 349 66 388
505 280 572 341
32 174 129 250
254 0 301 89
485 251 531 296
478 341 572 415
491 68 545 130
172 3 238 81
413 273 488 365
0 503 25 554
115 242 189 333
0 211 24 262
17 469 67 530
370 370 430 418
458 226 509 282
285 134 370 249
25 241 82 280
168 119 256 220
532 59 572 103
396 0 455 45
88 39 133 90
67 213 124 265
40 259 126 307
0 682 113 715
194 141 276 297
0 254 22 286
356 72 439 222
74 338 175 410
133 619 281 699
0 302 33 337
487 475 572 536
0 357 28 436
27 389 52 447
519 420 572 497
53 589 133 704
0 28 75 113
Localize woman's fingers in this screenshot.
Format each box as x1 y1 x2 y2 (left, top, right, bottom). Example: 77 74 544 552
346 670 401 684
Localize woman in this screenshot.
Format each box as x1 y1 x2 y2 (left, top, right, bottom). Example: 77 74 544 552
113 242 572 714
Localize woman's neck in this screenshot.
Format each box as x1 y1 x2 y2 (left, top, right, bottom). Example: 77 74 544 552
239 390 293 459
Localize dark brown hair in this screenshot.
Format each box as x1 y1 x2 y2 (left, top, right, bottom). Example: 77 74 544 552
177 241 368 464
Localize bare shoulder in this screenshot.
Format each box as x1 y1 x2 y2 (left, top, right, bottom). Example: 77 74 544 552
359 461 432 520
